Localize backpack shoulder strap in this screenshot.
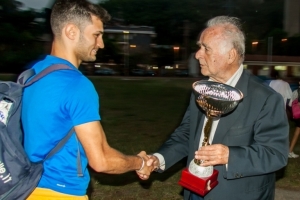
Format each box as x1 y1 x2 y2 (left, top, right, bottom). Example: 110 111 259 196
43 128 75 160
17 64 73 86
17 68 35 85
43 128 83 177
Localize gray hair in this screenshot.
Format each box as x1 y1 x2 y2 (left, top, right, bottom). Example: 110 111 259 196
207 16 245 64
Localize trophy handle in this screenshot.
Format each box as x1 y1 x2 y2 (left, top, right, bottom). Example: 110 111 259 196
194 115 213 165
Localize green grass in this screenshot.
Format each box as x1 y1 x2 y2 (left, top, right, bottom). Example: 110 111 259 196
87 76 300 199
87 76 193 199
1 74 299 199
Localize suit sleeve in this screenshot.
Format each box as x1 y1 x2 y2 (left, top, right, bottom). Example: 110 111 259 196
226 92 289 179
156 94 194 171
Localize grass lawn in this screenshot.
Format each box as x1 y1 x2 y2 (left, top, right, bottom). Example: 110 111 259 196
87 76 300 199
1 74 299 199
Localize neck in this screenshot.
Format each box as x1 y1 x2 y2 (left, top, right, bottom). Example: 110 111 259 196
50 39 81 68
212 64 240 83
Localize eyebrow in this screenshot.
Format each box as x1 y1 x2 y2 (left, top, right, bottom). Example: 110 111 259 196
197 41 211 50
96 31 104 35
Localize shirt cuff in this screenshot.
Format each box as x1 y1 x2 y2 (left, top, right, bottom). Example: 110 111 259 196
153 153 166 171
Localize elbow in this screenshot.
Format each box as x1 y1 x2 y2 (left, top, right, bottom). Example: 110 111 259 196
88 158 109 173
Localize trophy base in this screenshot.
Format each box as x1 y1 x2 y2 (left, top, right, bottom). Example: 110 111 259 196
178 168 219 196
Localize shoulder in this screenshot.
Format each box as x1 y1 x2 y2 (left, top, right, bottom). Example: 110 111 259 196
247 72 274 94
244 72 282 101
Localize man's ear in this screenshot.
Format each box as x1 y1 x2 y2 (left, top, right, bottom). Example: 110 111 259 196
228 48 237 65
64 23 79 40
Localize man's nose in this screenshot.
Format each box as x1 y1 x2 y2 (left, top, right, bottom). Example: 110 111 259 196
195 49 202 59
97 39 104 49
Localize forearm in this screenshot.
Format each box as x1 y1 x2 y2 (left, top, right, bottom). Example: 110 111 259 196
91 147 144 174
75 122 146 174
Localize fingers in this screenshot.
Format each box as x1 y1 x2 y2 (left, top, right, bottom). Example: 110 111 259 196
135 152 154 180
135 152 160 180
194 144 229 166
136 171 149 180
147 155 160 171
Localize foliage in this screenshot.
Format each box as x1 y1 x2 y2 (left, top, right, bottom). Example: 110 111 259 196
0 0 45 73
0 0 299 73
100 0 284 46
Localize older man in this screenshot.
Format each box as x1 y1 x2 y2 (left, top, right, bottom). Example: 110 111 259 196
140 16 289 200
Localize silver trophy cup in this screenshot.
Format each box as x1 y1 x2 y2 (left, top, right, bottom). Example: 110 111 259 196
188 80 243 178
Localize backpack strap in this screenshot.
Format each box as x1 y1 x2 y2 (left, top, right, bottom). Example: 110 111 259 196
17 68 35 85
43 128 83 177
18 64 73 85
43 128 75 160
18 64 83 176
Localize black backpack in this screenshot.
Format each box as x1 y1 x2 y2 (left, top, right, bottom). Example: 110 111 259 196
0 64 81 200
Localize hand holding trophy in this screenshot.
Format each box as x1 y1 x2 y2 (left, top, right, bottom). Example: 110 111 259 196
178 80 243 196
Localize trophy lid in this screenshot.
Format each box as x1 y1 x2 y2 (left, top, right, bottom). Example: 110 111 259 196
192 80 243 117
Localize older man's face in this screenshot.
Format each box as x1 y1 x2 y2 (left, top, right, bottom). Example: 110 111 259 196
195 26 233 83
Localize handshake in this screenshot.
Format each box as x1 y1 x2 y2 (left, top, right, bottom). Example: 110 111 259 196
135 151 160 180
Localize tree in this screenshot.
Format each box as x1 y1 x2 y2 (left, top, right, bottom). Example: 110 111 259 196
100 0 285 58
0 0 44 73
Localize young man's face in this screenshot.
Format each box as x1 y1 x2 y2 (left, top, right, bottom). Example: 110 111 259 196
75 15 104 62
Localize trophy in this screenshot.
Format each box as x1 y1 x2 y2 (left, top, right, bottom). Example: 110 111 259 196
178 80 243 196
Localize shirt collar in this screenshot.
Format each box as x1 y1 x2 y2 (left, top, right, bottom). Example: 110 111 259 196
225 64 244 87
208 64 243 87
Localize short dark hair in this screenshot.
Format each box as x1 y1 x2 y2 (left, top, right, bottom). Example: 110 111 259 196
50 0 111 37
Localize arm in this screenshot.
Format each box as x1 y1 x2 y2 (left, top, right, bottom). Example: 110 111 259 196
75 121 152 175
153 94 195 171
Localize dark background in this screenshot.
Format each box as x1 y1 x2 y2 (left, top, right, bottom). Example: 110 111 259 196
1 0 298 74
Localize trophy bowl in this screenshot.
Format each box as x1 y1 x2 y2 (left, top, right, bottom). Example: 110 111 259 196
188 80 243 178
192 80 244 117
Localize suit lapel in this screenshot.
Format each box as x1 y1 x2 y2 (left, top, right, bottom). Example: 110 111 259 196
212 70 249 144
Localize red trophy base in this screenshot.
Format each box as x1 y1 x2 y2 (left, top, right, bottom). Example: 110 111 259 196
178 168 219 196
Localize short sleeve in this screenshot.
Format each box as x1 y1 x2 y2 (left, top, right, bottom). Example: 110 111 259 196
65 77 101 126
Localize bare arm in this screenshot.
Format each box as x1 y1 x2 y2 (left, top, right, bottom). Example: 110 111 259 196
75 121 152 174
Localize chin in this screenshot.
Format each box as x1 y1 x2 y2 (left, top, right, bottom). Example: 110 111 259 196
201 69 209 77
84 56 96 62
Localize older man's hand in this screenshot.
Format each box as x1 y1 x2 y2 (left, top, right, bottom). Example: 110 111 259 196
195 144 229 166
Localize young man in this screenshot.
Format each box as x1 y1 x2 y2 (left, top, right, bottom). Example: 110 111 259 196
140 16 289 200
23 0 152 199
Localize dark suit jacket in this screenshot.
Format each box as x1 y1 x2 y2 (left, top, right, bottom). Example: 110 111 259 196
157 70 289 200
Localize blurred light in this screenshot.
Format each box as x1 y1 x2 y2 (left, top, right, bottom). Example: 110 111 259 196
153 67 159 69
123 31 129 34
173 47 180 50
263 66 269 70
281 38 288 42
175 64 179 69
165 66 173 69
252 41 258 45
275 66 286 70
130 45 136 48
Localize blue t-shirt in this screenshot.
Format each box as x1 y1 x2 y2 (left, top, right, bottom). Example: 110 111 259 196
22 55 101 195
